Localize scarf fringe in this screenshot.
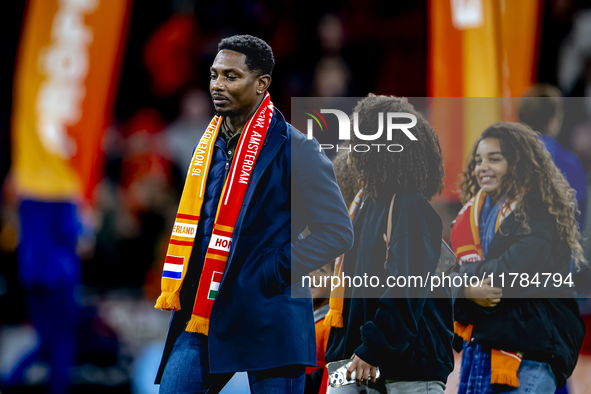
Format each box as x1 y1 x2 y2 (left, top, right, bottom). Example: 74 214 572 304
154 292 180 311
491 370 519 388
186 315 209 335
323 309 344 328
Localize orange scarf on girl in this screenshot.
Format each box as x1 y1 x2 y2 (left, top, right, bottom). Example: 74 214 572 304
324 189 363 328
451 190 522 387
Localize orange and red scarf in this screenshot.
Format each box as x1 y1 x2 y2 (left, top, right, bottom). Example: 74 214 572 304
155 93 274 335
451 189 522 387
324 189 363 328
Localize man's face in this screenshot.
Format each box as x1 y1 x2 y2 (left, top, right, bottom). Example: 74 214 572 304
210 50 260 118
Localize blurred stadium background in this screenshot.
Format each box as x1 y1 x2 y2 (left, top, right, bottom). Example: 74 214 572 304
1 0 591 393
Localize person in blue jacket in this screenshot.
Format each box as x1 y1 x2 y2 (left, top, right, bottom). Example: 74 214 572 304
155 35 354 394
519 84 587 231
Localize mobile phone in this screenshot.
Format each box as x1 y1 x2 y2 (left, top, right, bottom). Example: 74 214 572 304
326 359 381 388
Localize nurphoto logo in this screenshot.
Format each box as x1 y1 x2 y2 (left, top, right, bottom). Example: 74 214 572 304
304 108 418 152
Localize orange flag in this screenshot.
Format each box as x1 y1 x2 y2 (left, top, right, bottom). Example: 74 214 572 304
12 0 131 201
428 0 541 200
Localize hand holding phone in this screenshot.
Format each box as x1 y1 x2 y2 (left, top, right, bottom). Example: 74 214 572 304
326 357 381 388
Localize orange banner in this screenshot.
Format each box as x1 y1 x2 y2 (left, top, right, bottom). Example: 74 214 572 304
12 0 130 201
428 0 541 200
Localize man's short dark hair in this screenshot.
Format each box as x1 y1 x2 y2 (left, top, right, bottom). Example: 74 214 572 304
218 35 274 76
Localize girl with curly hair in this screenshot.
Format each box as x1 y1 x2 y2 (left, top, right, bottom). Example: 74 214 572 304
325 95 454 393
451 122 585 393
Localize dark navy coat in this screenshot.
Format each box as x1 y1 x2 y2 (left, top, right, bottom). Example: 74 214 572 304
156 108 353 381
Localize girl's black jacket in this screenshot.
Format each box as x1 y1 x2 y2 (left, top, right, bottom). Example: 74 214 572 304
454 190 585 388
325 191 455 383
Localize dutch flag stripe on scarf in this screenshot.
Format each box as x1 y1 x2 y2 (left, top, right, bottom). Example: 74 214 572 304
163 255 185 279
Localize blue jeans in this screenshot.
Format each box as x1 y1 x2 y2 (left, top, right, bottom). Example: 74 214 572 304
459 342 557 394
159 330 305 394
506 360 557 394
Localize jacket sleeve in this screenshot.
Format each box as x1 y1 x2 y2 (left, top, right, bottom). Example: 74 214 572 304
271 132 354 291
355 198 440 366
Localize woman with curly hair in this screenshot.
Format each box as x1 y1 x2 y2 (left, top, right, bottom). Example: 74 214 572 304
451 122 585 393
325 95 454 393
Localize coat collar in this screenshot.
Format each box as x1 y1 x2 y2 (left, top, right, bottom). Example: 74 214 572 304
225 108 288 267
243 108 287 204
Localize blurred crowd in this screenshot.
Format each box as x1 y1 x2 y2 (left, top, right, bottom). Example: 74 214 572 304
1 0 591 393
